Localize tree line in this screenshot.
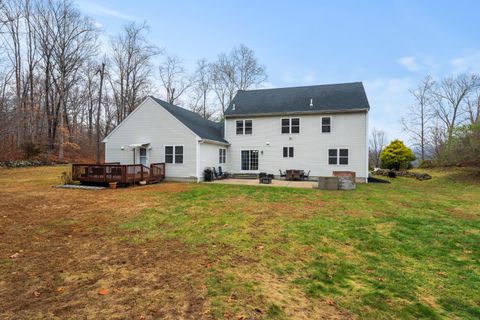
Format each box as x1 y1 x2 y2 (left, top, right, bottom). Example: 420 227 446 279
0 0 267 162
370 73 480 169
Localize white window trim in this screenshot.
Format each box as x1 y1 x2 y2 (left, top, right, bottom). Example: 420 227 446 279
219 148 227 164
327 147 349 166
164 145 184 165
281 117 301 134
282 146 294 158
240 149 259 171
236 119 253 135
321 116 332 133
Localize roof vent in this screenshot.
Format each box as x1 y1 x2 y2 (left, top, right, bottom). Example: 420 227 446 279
309 98 313 107
232 103 236 110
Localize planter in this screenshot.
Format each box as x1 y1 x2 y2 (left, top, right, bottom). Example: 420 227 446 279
109 182 117 189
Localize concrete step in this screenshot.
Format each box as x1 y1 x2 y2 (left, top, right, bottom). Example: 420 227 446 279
230 173 258 179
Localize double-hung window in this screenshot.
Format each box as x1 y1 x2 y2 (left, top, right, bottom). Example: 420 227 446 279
328 148 348 165
219 148 226 163
236 120 252 135
322 117 331 133
281 118 300 134
165 146 183 164
283 147 294 158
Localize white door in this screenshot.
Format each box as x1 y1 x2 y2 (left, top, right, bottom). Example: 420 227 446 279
139 147 149 166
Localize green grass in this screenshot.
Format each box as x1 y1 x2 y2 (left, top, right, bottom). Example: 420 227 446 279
117 169 480 319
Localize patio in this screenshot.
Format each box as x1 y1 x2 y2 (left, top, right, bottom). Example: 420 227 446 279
210 178 317 189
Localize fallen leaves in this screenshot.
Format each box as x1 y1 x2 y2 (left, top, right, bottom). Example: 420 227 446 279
98 289 109 295
10 252 20 259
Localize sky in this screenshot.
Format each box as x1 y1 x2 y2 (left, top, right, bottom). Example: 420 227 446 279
76 0 480 143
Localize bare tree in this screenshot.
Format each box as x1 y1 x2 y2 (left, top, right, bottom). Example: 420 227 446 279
369 128 387 168
158 54 191 105
433 73 480 139
189 58 212 118
211 44 267 115
49 0 98 160
109 22 160 123
0 0 24 146
465 87 480 126
401 75 435 161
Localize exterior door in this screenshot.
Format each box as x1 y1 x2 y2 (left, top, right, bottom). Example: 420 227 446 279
139 147 148 166
241 150 259 171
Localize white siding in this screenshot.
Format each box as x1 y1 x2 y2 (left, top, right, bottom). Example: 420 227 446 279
104 98 199 179
225 112 368 181
198 142 227 181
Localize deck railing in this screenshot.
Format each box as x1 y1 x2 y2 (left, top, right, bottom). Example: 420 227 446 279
72 163 165 184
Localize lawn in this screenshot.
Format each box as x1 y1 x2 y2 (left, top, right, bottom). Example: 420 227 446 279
0 166 479 319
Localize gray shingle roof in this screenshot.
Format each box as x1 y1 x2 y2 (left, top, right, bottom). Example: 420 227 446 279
151 97 227 144
224 82 370 117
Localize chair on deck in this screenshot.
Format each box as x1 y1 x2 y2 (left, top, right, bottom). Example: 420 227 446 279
278 169 286 179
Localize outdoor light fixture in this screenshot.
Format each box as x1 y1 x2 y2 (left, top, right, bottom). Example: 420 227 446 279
121 146 125 150
266 141 270 145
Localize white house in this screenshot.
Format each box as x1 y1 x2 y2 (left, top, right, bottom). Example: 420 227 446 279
102 82 370 182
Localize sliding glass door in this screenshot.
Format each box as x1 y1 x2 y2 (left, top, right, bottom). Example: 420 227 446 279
241 150 259 171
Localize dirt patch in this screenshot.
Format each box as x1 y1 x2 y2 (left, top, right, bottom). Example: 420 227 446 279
446 206 479 221
0 167 211 319
233 267 355 319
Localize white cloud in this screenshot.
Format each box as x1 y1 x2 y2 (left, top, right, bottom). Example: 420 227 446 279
280 71 317 85
363 77 414 143
397 56 419 72
77 1 136 21
451 50 480 73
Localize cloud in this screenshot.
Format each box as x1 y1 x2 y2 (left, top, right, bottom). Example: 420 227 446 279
397 56 419 72
281 71 317 84
451 50 480 73
363 77 414 142
77 1 136 21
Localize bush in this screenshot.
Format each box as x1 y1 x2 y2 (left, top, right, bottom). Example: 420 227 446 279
380 139 416 170
21 142 41 159
435 124 480 167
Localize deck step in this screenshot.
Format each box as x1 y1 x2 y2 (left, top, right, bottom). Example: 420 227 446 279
230 173 258 179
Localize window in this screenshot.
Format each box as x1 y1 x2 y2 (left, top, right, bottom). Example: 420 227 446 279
236 120 252 135
244 120 252 134
165 146 183 164
281 118 300 134
339 149 348 165
322 117 331 133
236 120 243 134
219 148 226 163
328 148 348 165
291 118 300 133
281 119 290 134
283 147 294 158
139 147 148 166
241 150 258 170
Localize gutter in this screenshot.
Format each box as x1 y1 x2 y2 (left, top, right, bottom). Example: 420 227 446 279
198 139 230 146
224 108 369 118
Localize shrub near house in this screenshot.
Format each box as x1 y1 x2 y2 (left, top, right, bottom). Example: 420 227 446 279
380 139 416 170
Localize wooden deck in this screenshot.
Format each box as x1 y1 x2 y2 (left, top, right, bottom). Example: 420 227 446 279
72 163 165 185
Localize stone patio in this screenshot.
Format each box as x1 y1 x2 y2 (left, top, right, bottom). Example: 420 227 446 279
210 178 317 189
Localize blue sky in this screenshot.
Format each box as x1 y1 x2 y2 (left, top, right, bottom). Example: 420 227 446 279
77 0 480 143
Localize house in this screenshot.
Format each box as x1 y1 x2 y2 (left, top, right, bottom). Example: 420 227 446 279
102 82 370 182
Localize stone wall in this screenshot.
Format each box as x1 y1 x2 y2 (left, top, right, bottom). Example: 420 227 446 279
372 169 432 181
